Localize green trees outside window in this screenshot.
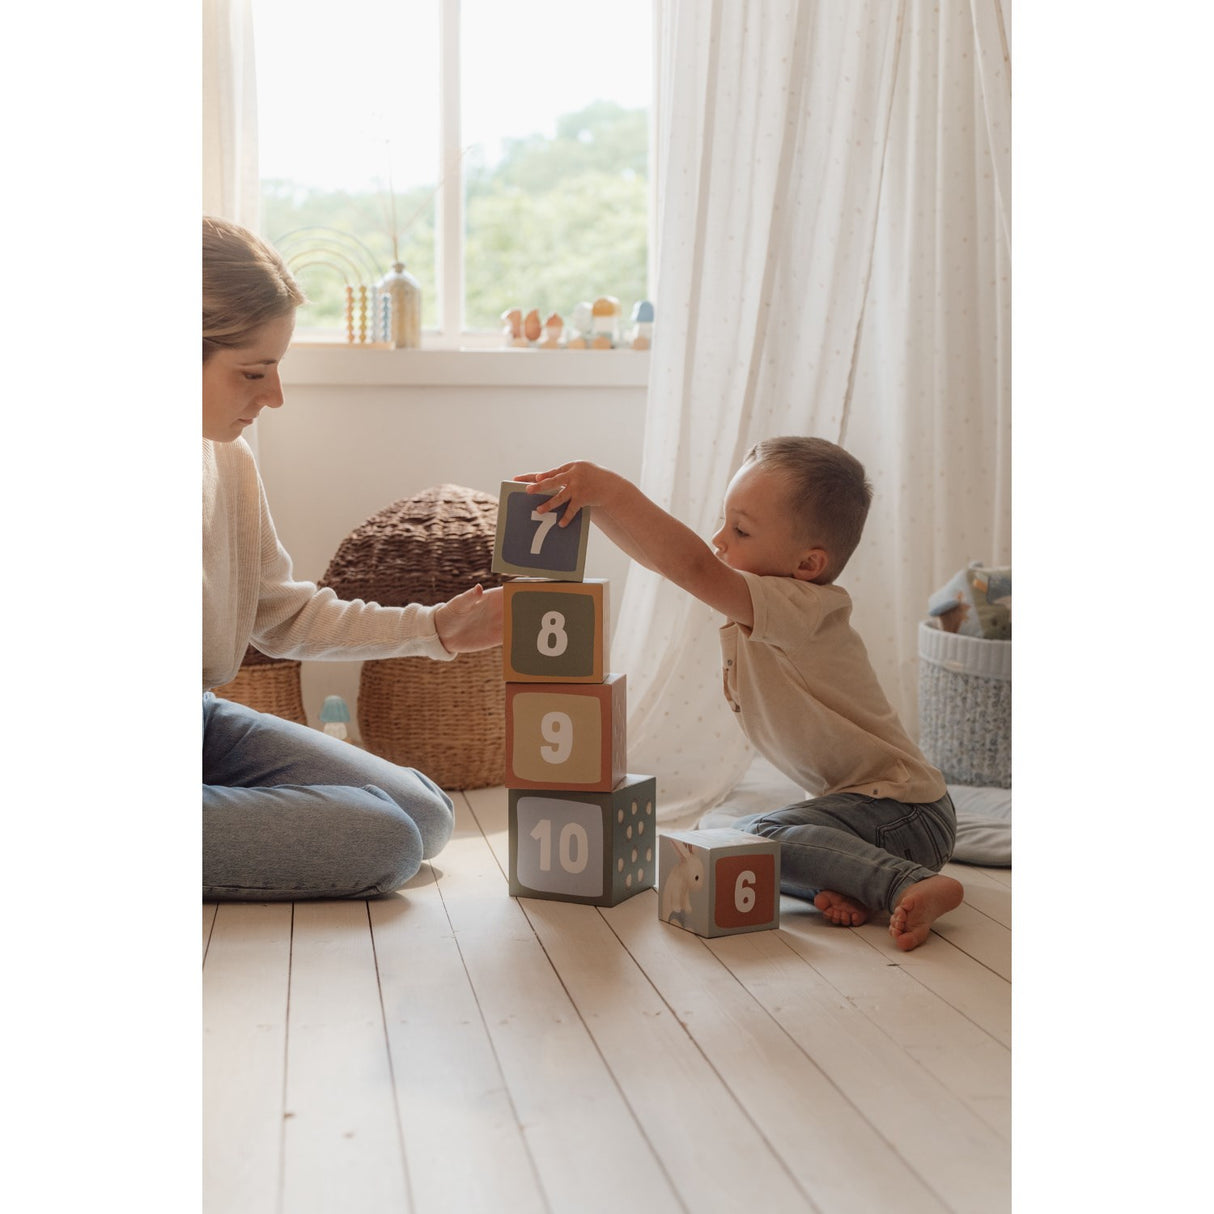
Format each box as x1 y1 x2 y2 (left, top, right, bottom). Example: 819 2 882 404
262 101 648 339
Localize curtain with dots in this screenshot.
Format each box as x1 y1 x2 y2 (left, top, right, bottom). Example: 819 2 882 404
615 0 1011 821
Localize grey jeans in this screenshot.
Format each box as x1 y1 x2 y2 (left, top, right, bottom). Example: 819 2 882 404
203 693 454 901
733 790 956 913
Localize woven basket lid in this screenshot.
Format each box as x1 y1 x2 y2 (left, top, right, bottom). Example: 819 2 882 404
319 484 504 607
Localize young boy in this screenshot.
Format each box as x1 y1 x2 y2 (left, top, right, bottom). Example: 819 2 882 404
517 437 962 950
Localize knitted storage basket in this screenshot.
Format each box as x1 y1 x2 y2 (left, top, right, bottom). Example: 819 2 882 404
918 619 1011 788
320 485 506 790
212 646 307 726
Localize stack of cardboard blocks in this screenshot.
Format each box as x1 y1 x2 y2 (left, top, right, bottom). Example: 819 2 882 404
493 482 656 906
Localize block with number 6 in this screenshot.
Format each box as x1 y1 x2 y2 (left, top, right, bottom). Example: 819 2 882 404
492 481 591 580
505 674 626 791
503 579 608 683
509 775 657 905
658 829 781 937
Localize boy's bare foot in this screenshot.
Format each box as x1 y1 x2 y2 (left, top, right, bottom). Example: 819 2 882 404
814 890 870 926
889 875 964 951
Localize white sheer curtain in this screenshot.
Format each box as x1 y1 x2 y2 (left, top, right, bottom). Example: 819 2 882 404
202 0 260 459
616 0 1012 822
202 0 260 229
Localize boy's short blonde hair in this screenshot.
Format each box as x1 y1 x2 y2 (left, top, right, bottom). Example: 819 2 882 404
745 436 873 582
203 216 306 361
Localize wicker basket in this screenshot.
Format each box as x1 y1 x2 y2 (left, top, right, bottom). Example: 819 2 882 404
918 619 1011 788
212 646 307 725
320 485 507 789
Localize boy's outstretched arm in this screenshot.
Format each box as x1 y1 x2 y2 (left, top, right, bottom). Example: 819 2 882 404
515 462 754 626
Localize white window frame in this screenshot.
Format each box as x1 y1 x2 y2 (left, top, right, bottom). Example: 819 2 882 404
282 0 656 376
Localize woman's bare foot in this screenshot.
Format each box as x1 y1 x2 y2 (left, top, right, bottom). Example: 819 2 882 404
889 875 964 951
814 890 871 926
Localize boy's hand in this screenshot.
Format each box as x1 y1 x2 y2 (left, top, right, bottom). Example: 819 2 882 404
433 584 503 653
515 461 615 526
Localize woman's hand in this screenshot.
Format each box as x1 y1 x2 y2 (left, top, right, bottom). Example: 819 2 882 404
433 584 503 653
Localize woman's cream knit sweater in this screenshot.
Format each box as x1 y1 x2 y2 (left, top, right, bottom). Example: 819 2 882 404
202 438 452 691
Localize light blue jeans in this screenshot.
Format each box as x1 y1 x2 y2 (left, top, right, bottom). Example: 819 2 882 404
734 790 956 914
202 693 454 901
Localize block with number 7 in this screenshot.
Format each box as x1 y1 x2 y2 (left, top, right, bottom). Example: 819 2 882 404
658 829 781 937
492 481 591 580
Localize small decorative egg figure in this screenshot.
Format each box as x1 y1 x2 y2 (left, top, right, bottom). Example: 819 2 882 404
319 694 352 741
568 301 594 348
539 312 563 348
591 296 621 347
500 308 525 347
629 300 655 349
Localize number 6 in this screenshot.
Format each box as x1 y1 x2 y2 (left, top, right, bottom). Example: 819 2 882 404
735 870 757 913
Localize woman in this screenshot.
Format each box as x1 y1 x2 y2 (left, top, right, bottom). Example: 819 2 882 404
202 216 501 900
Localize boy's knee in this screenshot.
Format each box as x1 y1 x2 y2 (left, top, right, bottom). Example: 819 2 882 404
739 811 787 839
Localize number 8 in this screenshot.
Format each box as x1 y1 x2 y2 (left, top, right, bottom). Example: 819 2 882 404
537 611 568 656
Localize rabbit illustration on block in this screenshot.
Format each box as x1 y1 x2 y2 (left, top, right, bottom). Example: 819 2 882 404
659 838 706 925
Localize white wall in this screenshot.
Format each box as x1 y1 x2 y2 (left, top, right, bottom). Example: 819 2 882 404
255 349 649 736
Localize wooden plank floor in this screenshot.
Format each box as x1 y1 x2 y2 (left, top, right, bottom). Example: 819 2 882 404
203 787 1011 1213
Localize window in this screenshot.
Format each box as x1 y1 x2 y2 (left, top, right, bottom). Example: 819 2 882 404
252 0 653 348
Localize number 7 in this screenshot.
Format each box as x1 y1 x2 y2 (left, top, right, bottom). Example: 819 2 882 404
530 509 558 554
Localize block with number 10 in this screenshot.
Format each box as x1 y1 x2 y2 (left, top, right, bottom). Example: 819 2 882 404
509 775 656 905
492 481 590 580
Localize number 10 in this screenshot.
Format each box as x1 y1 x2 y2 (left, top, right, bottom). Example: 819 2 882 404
530 818 590 873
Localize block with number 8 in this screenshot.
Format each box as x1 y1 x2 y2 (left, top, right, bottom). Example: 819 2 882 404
492 481 591 580
503 579 608 683
658 828 781 937
509 775 656 905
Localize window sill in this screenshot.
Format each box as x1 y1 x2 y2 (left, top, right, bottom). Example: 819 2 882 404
281 345 651 389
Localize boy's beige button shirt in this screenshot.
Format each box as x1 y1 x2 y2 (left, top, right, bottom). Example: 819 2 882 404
720 572 946 803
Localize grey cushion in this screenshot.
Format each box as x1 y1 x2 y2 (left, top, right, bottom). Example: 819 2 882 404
948 784 1012 867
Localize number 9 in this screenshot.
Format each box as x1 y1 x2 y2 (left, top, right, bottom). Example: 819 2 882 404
540 711 573 764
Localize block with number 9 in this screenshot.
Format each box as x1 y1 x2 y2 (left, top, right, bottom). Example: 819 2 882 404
509 775 657 905
503 579 608 683
658 829 781 937
505 674 626 791
492 481 591 580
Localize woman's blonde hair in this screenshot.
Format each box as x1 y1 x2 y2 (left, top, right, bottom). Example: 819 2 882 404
202 216 305 361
